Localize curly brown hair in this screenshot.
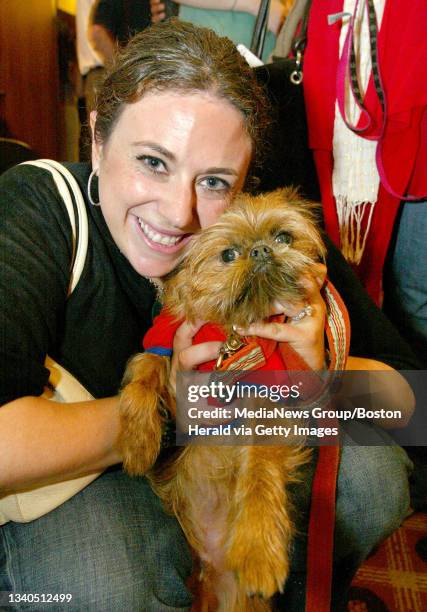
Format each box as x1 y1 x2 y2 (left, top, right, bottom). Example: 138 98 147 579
93 19 271 183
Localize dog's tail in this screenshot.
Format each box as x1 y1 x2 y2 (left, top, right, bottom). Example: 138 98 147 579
117 353 173 476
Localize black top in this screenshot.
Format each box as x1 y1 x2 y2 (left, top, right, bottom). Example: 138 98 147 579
0 163 156 404
93 0 151 46
0 162 419 406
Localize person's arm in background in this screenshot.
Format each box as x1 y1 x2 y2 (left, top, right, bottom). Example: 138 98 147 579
88 0 120 65
150 0 286 35
89 24 116 64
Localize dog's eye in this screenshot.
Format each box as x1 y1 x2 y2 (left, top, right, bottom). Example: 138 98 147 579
275 231 293 245
221 248 239 263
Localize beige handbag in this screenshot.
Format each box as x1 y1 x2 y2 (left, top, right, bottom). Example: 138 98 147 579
0 160 103 525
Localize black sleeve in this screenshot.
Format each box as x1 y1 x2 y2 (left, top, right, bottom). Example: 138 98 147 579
92 0 122 38
325 236 421 370
0 164 74 405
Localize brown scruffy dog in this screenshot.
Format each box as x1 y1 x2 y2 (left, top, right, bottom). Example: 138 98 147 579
118 188 326 611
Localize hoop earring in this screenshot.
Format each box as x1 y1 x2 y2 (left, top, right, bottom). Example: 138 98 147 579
87 169 100 206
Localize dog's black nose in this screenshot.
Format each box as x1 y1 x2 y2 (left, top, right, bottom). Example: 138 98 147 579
250 245 272 260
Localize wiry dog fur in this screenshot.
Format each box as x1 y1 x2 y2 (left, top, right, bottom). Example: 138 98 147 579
118 188 326 610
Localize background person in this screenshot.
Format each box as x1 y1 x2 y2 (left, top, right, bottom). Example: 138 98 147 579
76 0 105 160
89 0 152 65
150 0 291 61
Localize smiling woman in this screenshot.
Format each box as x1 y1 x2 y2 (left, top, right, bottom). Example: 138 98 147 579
0 19 272 610
0 18 417 612
92 90 252 277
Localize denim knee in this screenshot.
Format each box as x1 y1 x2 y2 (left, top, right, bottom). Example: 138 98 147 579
0 468 193 611
334 444 412 564
384 199 427 363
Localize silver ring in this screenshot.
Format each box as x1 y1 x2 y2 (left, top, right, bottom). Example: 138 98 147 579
291 304 313 322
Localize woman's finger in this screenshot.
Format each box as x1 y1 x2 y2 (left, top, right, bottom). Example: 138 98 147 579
234 318 317 344
268 264 327 318
173 319 205 353
170 320 222 391
176 341 223 372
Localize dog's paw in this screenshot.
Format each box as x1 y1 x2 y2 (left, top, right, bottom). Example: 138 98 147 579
117 352 173 476
117 385 163 476
232 549 288 599
117 409 161 476
118 435 160 476
226 522 290 598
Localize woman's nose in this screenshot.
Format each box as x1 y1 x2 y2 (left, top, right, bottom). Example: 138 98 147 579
159 180 197 230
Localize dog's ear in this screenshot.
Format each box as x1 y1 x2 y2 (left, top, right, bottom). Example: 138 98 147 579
164 265 197 322
274 186 323 220
117 353 173 475
274 185 302 203
272 187 326 263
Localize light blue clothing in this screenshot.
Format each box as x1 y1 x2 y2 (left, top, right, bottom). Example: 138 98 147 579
0 439 412 611
179 7 276 62
384 200 427 366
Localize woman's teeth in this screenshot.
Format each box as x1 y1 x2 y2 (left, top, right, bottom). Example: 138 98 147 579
138 218 181 246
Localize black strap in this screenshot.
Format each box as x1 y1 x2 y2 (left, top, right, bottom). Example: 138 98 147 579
250 0 271 59
291 0 312 55
271 0 312 85
349 0 385 112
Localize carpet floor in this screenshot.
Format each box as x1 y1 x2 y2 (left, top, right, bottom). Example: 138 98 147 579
346 511 427 611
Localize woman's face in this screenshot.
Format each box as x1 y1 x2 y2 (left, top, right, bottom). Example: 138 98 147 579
91 91 253 278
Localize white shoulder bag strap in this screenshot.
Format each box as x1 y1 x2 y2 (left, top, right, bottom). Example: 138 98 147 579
27 159 89 294
0 160 102 525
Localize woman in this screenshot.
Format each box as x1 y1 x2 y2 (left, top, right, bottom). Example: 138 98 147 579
0 20 415 611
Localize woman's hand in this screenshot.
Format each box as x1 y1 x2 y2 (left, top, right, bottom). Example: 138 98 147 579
234 264 328 371
169 320 223 391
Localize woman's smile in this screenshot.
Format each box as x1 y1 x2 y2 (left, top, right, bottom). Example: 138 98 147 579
136 216 193 253
92 90 252 278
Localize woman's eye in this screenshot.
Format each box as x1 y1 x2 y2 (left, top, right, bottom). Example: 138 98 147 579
200 176 230 192
138 155 167 174
221 248 239 263
275 231 293 245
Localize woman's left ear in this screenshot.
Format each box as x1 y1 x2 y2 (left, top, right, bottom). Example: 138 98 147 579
90 111 102 170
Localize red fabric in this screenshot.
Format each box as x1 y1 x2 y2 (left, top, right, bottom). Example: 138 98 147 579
143 311 222 354
304 0 427 304
144 312 300 371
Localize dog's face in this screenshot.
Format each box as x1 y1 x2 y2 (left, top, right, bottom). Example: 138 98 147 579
164 188 326 330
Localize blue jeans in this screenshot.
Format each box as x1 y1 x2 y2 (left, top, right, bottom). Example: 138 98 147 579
384 200 427 366
0 468 193 611
0 444 412 611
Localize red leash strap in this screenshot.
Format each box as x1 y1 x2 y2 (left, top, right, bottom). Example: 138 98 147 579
306 445 340 612
304 281 347 611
